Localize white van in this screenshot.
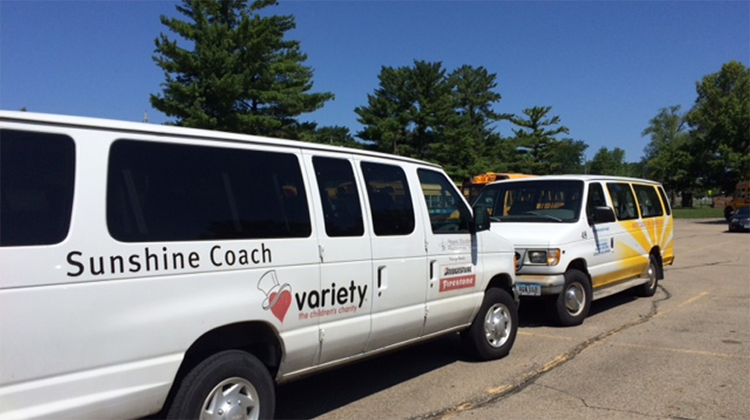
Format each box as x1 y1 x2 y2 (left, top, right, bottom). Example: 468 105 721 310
474 175 675 326
0 111 517 420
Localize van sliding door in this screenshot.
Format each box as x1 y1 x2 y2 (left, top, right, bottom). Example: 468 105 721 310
359 161 428 352
304 153 373 365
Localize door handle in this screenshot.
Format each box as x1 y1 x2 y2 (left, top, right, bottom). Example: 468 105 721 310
377 265 386 291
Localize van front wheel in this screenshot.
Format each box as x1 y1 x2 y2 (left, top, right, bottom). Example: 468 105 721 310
166 350 274 420
549 269 592 326
461 288 518 360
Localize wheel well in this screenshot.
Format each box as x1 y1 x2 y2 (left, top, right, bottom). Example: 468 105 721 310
566 258 589 278
182 321 281 376
487 273 514 295
650 247 664 280
161 321 282 414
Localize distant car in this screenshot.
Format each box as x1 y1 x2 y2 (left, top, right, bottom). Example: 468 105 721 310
728 206 750 232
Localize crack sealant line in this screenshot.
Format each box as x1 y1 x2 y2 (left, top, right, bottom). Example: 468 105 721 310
409 285 672 420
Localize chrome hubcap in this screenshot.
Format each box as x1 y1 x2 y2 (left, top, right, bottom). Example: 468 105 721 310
565 283 585 316
201 377 259 420
484 303 512 348
647 263 657 289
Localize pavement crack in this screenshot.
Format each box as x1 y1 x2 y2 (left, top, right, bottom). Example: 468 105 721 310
538 383 671 419
668 259 734 271
409 286 672 420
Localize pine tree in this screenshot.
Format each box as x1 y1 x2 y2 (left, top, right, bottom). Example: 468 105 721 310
509 106 570 175
151 0 333 138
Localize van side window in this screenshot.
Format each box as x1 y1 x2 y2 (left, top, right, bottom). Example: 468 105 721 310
0 129 75 247
107 140 311 242
312 156 364 237
633 184 664 218
361 162 415 236
586 182 607 224
657 186 672 215
417 168 471 233
606 183 639 221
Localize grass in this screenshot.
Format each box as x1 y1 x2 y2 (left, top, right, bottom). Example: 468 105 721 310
672 206 725 219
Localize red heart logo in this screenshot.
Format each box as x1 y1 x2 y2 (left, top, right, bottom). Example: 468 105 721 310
269 290 292 322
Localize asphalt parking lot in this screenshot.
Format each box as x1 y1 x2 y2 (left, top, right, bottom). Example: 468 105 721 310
276 219 750 420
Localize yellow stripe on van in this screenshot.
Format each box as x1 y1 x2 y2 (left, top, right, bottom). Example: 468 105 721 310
594 214 674 289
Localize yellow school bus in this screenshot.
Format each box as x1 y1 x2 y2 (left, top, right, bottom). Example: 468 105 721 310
462 173 535 204
719 180 750 219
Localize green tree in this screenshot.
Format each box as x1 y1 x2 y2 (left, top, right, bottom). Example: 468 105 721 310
548 138 588 174
355 62 507 180
588 147 628 176
356 61 454 159
356 65 417 155
300 125 363 149
685 61 750 193
433 65 509 179
641 105 693 193
508 106 571 175
151 0 333 137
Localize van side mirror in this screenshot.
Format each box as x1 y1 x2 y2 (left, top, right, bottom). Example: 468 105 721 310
472 205 491 233
590 206 616 225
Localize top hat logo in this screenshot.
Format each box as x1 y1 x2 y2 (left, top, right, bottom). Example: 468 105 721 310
257 270 292 322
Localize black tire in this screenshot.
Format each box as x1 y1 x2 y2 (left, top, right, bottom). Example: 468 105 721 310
461 288 518 360
549 269 592 326
634 255 659 297
166 350 274 420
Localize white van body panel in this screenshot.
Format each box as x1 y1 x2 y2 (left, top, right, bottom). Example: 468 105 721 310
0 112 516 419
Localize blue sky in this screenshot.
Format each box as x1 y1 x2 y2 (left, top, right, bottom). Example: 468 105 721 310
1 1 748 162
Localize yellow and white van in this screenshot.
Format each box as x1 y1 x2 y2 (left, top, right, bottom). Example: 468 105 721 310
474 175 674 326
0 111 518 420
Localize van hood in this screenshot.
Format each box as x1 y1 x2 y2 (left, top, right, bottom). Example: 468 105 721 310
489 222 582 249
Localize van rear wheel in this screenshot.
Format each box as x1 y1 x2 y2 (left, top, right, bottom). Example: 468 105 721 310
166 350 274 420
549 269 591 326
634 255 659 297
461 288 518 360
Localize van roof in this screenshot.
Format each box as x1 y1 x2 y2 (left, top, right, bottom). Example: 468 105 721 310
0 110 441 169
486 174 663 186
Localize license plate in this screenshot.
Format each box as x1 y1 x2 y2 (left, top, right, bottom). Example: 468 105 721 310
517 283 541 296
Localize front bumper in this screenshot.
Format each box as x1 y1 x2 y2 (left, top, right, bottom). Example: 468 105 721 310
515 273 565 296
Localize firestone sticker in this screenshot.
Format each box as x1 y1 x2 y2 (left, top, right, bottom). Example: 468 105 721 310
439 264 476 292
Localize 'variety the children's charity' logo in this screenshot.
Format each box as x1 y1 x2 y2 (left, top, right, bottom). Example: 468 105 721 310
257 270 292 322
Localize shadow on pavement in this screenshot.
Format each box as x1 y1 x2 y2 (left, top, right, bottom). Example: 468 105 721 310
694 218 728 225
276 334 461 419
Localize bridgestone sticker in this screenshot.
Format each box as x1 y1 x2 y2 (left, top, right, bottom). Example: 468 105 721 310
439 264 476 292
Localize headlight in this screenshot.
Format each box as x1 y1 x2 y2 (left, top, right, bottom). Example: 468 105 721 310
528 250 547 264
527 249 561 266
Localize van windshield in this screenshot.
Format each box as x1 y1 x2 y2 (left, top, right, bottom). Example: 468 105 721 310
474 180 584 223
